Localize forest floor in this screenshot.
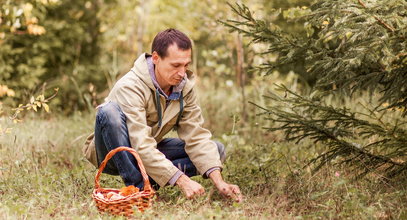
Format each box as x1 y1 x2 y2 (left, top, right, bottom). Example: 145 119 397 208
0 111 406 219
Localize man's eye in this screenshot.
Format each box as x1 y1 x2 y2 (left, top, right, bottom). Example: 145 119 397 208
173 64 180 68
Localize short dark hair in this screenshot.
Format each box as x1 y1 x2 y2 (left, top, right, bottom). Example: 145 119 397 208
151 28 192 58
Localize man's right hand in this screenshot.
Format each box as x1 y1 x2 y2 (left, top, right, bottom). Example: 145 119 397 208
175 174 205 199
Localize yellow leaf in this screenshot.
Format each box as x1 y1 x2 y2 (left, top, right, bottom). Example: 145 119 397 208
43 103 49 113
33 104 37 112
36 101 42 107
54 88 59 92
30 96 35 104
5 128 12 134
36 94 45 101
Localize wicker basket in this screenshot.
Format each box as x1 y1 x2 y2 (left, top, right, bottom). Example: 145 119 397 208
92 146 155 217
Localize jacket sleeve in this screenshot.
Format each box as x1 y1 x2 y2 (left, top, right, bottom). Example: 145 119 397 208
177 88 223 175
109 83 179 187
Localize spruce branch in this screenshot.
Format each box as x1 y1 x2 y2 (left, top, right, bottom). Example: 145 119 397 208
253 85 406 177
358 0 396 32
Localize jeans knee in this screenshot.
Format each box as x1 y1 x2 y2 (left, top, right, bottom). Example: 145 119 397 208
96 102 126 128
214 141 226 163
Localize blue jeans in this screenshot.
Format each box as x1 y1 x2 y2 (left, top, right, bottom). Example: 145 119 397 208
94 101 226 189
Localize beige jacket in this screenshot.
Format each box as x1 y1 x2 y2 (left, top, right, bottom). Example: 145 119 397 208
83 53 222 186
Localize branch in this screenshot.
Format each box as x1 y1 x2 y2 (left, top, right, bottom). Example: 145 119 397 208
10 88 59 120
275 111 403 167
358 0 395 32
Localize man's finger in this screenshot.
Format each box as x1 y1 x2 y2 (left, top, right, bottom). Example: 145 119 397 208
199 187 205 194
232 186 241 195
235 192 243 202
230 185 243 202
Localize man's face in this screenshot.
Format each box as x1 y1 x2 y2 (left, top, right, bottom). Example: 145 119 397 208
152 44 191 87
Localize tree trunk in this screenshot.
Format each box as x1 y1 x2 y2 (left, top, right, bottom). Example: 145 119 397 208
236 33 247 121
135 0 151 55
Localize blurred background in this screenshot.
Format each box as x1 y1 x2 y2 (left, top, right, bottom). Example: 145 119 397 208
0 0 310 117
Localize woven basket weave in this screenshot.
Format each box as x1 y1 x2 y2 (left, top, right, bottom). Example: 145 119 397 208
92 146 155 217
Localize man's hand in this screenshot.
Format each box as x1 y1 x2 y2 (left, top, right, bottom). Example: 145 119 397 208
176 174 205 199
209 170 243 202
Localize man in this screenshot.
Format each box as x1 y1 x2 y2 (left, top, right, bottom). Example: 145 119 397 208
83 29 242 202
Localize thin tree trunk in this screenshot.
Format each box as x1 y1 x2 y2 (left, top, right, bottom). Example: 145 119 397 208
135 0 151 55
236 33 247 120
191 39 199 76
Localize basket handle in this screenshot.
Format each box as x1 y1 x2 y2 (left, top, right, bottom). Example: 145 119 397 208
94 146 152 192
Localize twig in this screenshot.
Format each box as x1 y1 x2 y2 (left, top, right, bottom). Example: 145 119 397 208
358 0 395 32
10 88 59 120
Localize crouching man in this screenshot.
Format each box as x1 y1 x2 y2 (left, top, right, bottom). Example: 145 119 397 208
83 28 242 202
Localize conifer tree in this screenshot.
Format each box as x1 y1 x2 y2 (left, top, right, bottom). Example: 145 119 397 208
222 0 407 178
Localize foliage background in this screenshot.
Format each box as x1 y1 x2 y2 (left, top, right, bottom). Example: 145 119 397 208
1 0 314 112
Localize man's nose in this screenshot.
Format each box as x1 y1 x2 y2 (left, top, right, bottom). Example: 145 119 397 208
178 69 186 77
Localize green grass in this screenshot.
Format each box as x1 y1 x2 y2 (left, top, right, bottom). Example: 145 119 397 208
1 81 406 219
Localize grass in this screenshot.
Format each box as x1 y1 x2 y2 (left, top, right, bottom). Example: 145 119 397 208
1 81 406 219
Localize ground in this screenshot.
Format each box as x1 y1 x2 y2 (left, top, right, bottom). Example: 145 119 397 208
0 111 405 219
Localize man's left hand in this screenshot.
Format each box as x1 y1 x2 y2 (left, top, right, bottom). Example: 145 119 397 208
214 181 242 202
208 170 243 202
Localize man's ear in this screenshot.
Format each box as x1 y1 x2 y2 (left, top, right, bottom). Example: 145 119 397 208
152 51 159 65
